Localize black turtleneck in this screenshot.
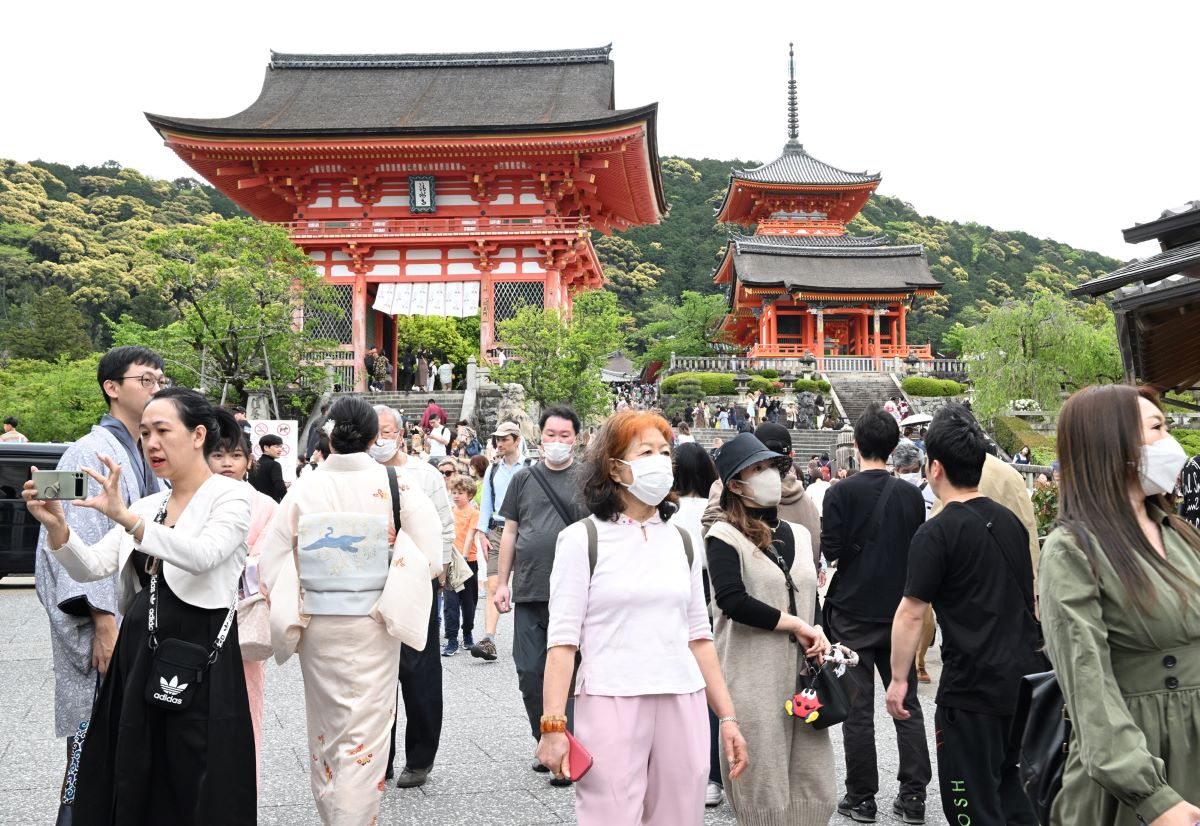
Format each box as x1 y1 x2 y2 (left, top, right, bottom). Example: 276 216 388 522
707 506 796 631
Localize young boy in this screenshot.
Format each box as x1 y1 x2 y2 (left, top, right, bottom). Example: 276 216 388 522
442 475 480 656
886 404 1042 825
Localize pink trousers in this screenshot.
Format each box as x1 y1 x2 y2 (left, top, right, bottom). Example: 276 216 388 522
574 690 708 826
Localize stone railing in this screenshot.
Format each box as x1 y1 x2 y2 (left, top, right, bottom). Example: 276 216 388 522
668 353 969 377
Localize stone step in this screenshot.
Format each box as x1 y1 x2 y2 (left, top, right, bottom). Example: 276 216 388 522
334 391 467 422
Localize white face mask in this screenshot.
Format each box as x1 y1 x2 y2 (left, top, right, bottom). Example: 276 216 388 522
542 441 573 465
899 471 922 487
736 468 783 507
619 455 674 506
369 438 399 463
1139 435 1187 496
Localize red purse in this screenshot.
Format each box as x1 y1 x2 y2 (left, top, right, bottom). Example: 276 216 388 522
566 731 594 781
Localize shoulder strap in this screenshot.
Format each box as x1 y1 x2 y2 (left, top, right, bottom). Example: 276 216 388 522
962 504 1037 622
583 517 598 576
674 524 695 569
845 475 898 564
386 466 402 531
527 463 576 528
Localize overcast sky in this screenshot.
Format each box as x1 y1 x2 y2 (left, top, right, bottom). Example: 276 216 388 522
4 1 1196 262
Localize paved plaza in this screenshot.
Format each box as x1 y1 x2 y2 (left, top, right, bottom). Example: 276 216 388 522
0 578 944 825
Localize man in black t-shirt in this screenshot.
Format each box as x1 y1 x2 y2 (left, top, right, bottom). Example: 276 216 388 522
248 434 287 502
886 404 1040 826
822 403 930 823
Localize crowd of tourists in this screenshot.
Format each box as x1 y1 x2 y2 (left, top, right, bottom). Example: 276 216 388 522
19 342 1200 826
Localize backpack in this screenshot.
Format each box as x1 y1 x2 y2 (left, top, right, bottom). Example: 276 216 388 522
579 517 693 576
465 437 483 457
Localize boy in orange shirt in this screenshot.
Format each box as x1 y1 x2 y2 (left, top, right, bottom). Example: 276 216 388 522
442 475 481 656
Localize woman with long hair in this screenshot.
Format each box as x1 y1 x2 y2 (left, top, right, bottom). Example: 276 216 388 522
1041 385 1200 826
706 432 836 825
206 409 278 790
537 410 749 824
23 388 255 824
257 395 442 825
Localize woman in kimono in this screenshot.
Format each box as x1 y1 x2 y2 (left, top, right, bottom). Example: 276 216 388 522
258 395 442 825
1041 385 1200 826
206 409 278 791
23 388 255 825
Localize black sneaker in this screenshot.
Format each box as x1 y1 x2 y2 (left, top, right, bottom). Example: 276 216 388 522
892 795 925 824
837 795 877 823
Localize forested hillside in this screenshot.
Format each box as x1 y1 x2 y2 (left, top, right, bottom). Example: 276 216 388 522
0 155 1122 362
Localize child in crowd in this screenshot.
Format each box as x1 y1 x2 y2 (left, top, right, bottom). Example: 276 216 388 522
442 475 481 656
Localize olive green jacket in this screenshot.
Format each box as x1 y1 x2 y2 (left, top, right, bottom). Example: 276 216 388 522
1039 514 1200 825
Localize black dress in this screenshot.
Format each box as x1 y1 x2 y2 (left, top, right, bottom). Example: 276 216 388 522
74 550 256 825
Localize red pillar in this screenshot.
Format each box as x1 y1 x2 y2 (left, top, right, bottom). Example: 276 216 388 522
899 304 908 349
351 266 368 391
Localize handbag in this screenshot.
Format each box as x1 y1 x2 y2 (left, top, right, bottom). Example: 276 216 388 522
447 547 472 593
236 588 272 661
787 656 850 729
1011 670 1069 826
56 674 100 825
566 731 594 782
143 496 238 712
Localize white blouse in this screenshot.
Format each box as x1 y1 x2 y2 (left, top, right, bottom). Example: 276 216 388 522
548 513 711 697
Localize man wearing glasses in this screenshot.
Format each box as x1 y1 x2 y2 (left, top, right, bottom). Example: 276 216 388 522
34 346 166 784
371 405 455 789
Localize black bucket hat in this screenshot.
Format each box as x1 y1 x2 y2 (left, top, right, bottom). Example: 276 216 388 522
715 433 783 485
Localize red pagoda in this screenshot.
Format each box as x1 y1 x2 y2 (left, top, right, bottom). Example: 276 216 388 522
147 46 665 389
714 46 940 368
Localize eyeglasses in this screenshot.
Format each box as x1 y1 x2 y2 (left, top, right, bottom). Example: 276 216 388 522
118 374 170 390
441 470 455 478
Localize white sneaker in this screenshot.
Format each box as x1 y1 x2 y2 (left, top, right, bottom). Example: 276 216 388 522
705 781 725 807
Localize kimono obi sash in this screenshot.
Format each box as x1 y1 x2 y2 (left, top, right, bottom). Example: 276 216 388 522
297 512 390 616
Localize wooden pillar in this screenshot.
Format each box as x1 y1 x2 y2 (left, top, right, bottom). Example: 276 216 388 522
543 270 562 310
872 308 882 362
899 304 908 349
815 309 825 370
480 275 496 355
351 266 368 392
769 304 779 350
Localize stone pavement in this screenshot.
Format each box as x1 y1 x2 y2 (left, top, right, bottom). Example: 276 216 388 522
0 579 944 825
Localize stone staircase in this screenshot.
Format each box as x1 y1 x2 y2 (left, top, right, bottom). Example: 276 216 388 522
688 427 840 457
828 373 904 423
334 390 468 425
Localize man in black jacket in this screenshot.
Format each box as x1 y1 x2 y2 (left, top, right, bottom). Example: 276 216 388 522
249 434 288 502
821 403 931 824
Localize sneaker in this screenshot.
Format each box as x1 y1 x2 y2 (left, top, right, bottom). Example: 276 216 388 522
463 633 475 649
837 795 877 823
395 766 430 788
470 637 498 661
441 639 459 657
917 667 931 684
892 795 925 824
705 781 725 807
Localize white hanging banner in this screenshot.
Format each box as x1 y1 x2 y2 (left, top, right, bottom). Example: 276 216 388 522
390 283 413 316
463 281 481 317
426 282 446 317
372 283 396 313
446 282 464 318
410 283 428 316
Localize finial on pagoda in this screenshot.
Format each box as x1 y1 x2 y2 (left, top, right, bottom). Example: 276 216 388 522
786 43 801 152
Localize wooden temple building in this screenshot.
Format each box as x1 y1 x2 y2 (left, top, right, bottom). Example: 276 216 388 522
715 46 941 369
147 46 665 389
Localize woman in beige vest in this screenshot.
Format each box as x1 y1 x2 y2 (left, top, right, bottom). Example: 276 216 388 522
707 432 837 826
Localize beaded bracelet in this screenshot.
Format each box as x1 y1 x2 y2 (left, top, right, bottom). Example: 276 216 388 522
718 716 739 726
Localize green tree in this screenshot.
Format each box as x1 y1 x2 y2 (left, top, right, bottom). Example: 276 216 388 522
137 218 340 413
636 291 728 367
3 285 92 360
393 315 479 376
492 290 627 421
963 294 1123 418
0 355 107 441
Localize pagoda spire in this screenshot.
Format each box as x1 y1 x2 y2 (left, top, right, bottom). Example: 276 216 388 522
786 43 801 151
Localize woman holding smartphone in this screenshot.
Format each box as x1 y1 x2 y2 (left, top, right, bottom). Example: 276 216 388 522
23 388 255 825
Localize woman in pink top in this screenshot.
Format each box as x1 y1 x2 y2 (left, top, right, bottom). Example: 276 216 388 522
207 409 278 791
537 410 750 825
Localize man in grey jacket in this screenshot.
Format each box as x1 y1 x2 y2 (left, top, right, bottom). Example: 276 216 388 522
34 346 165 766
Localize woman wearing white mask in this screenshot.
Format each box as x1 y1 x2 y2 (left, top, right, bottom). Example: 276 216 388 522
537 410 749 825
1039 385 1200 826
705 432 837 826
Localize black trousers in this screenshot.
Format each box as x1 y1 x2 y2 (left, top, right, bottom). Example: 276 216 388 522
825 605 932 803
936 705 1037 826
513 601 574 742
443 560 479 640
386 580 443 774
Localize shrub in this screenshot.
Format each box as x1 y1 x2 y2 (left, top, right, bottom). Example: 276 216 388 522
756 368 779 379
901 376 966 397
993 415 1054 459
792 378 832 394
1171 429 1200 458
674 378 704 404
748 376 776 394
660 372 736 396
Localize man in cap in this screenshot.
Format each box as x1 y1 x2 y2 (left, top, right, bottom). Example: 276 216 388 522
470 421 532 661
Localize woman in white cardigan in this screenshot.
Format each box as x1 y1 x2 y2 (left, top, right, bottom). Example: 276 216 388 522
257 395 441 826
23 388 255 826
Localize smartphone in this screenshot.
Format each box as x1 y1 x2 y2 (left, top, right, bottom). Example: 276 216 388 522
31 470 88 500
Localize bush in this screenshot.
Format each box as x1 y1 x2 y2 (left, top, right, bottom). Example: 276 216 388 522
748 376 777 394
901 376 966 397
674 378 704 404
993 415 1054 460
660 372 735 396
792 378 832 394
755 368 779 379
1171 429 1200 458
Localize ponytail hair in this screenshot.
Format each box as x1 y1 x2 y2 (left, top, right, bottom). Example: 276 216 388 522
211 407 253 457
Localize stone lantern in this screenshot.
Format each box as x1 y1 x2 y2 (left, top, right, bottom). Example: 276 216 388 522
735 371 751 396
904 351 921 376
